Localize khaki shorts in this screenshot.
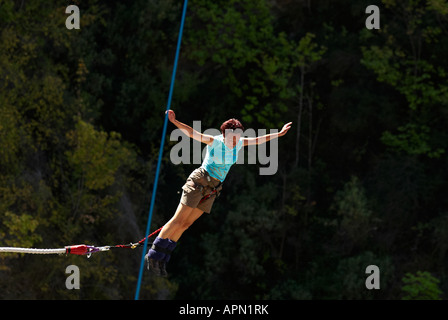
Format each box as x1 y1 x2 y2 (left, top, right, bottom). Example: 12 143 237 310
180 167 223 213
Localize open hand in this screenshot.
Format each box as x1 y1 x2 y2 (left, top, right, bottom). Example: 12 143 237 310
166 110 176 123
280 122 292 136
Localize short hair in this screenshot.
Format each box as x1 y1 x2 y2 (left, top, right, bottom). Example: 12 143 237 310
220 118 244 136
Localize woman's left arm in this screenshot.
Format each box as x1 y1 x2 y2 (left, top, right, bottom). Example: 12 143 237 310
242 122 292 146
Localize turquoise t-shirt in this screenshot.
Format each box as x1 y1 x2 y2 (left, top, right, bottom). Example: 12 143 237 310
201 134 243 182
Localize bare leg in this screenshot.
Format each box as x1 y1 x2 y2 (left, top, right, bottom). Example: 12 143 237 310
159 203 205 242
146 203 205 276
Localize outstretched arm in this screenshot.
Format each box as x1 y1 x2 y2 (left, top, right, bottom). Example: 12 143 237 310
166 110 214 145
242 122 292 146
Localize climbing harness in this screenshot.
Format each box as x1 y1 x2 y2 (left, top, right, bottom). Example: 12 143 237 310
198 175 222 204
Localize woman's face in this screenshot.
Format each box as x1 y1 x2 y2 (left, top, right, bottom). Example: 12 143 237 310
224 130 242 148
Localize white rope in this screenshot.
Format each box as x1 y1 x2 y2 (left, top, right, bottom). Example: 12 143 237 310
0 247 65 254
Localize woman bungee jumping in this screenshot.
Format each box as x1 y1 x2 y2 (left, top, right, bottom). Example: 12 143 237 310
145 110 292 276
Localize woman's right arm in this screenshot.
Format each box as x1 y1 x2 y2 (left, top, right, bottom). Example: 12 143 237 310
166 110 214 145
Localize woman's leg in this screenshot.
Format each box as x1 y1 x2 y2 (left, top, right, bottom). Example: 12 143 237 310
146 203 204 276
170 207 204 241
159 203 204 242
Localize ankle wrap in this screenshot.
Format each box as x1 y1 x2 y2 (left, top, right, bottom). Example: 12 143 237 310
151 243 174 255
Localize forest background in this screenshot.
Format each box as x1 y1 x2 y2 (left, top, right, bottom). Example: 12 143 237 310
1 0 448 300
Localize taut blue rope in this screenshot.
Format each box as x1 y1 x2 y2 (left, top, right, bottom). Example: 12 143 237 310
134 0 189 300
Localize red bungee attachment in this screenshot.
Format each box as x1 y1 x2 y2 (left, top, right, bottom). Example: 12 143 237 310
65 245 109 258
65 245 90 255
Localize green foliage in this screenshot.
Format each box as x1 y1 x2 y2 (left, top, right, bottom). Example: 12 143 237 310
0 212 41 248
333 252 394 300
185 0 325 129
401 271 443 300
361 0 448 158
0 0 164 299
331 176 379 251
65 119 135 191
381 123 445 158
